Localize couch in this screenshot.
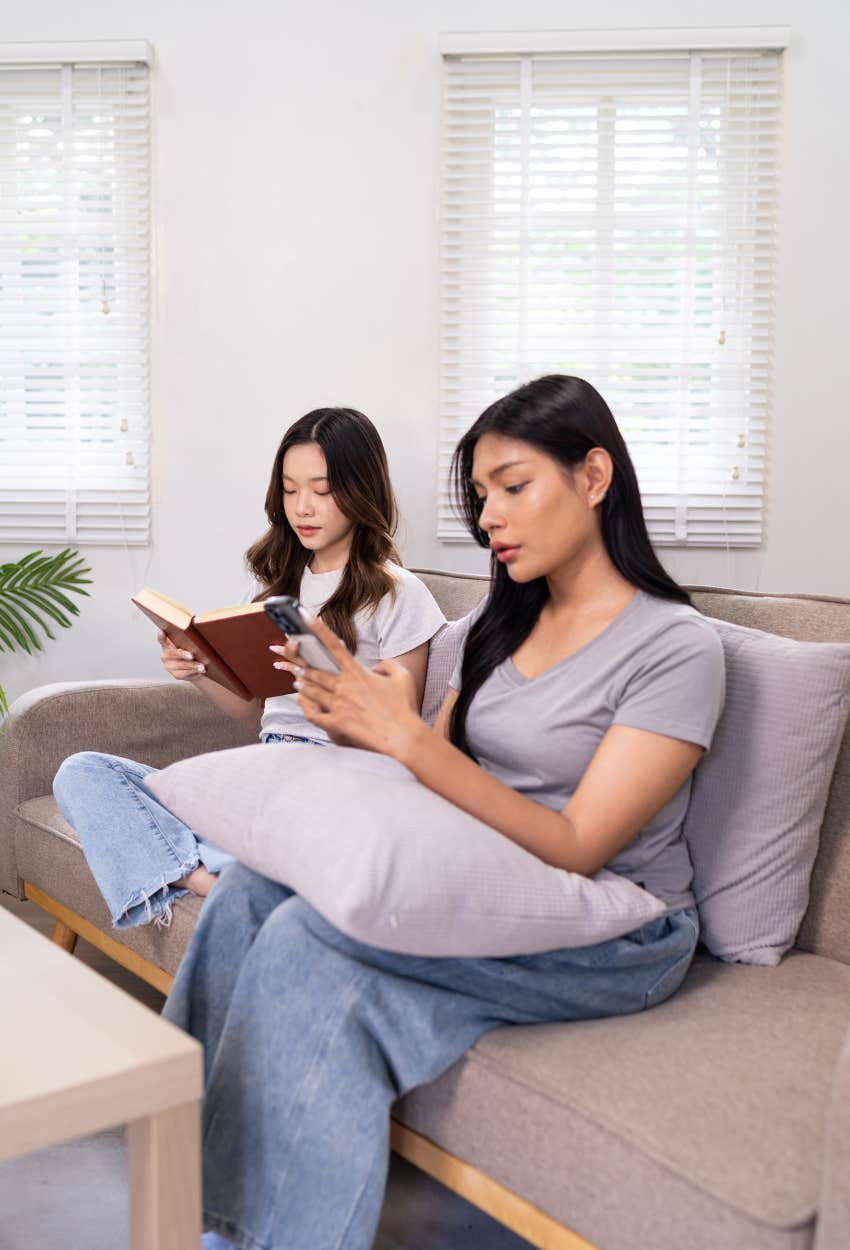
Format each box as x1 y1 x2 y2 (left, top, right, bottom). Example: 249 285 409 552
2 569 850 1250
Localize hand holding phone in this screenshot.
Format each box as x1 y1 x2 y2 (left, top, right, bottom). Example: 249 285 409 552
263 595 341 674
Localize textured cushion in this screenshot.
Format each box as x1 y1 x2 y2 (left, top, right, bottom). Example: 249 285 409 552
420 613 473 727
396 949 850 1250
145 744 667 957
684 619 850 965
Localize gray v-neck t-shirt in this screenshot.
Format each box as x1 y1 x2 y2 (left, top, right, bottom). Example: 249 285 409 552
450 590 725 910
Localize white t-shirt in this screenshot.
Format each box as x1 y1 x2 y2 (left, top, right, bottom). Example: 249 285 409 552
254 563 446 743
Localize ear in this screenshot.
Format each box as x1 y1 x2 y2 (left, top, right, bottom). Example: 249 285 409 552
582 448 613 506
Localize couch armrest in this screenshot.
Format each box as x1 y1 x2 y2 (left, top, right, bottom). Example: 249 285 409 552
0 679 257 897
815 1017 850 1250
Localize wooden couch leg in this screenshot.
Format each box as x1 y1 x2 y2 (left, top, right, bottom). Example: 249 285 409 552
51 919 79 954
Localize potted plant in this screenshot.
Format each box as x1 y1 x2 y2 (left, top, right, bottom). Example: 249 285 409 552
0 549 92 721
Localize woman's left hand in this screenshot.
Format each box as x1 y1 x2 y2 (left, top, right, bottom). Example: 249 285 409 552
270 613 423 757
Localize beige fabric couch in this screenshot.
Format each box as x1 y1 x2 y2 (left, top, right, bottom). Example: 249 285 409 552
2 570 850 1250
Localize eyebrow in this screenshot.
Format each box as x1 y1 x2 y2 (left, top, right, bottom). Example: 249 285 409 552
282 474 329 483
470 459 530 488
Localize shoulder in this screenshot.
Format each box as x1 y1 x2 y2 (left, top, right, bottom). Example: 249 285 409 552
367 564 446 650
634 595 725 666
612 595 726 746
618 595 726 707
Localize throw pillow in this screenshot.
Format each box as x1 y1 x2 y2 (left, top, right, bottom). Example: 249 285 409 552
145 744 667 957
684 618 850 965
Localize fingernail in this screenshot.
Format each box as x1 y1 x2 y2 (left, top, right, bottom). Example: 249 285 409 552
273 662 284 670
197 664 205 673
293 680 302 691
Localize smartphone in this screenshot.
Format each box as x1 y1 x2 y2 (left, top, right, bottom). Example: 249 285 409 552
263 595 341 675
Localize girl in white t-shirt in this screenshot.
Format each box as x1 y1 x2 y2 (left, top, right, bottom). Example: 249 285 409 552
52 407 445 927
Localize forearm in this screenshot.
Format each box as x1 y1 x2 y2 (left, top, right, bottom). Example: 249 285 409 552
191 676 263 732
397 720 590 874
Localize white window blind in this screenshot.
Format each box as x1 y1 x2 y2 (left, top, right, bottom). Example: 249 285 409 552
439 42 783 545
0 50 151 545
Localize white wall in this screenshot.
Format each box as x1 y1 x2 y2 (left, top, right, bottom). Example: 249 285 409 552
2 0 849 705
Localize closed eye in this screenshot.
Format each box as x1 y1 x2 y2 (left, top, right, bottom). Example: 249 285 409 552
505 482 528 495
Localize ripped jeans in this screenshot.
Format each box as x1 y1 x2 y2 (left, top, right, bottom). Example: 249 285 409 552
52 735 325 930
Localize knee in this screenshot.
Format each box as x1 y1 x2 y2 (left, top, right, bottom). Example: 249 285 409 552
256 894 355 958
53 751 110 805
207 862 294 925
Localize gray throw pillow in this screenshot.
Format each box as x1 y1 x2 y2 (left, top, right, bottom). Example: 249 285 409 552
420 613 473 726
145 745 667 957
684 618 850 965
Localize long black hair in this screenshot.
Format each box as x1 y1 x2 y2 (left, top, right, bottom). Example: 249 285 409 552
246 408 400 652
449 375 690 757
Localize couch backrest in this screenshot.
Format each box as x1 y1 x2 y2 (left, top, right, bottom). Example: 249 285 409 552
413 570 850 966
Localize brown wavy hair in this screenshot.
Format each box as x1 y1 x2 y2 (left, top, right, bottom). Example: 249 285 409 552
245 408 401 651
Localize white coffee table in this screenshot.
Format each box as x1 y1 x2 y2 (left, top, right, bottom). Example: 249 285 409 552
0 905 202 1250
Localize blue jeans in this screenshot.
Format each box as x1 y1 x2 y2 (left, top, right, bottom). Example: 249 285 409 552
52 734 323 929
163 861 699 1250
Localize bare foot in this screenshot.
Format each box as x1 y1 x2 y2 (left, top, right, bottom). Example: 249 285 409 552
176 865 217 897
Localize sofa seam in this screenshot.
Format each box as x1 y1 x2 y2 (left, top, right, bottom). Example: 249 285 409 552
458 1046 819 1232
15 803 82 850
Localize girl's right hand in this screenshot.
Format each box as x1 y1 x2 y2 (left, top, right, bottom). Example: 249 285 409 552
157 630 206 682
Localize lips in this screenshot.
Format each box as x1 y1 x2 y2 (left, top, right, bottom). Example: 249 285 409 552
491 542 520 562
297 526 319 536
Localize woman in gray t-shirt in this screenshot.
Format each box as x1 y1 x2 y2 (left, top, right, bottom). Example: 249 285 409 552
166 376 725 1250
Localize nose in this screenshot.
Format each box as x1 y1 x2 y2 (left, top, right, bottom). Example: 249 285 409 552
295 491 315 518
477 495 502 534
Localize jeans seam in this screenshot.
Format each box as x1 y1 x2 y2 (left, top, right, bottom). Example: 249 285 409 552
104 756 200 869
203 1210 266 1250
98 758 200 927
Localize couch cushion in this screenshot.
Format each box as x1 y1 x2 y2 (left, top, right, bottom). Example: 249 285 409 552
396 950 850 1250
15 795 199 977
688 589 850 967
682 618 850 965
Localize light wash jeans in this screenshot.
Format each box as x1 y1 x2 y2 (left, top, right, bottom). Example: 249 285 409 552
163 861 700 1250
52 734 324 929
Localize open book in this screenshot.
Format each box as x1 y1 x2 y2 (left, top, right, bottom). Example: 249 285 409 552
132 587 296 701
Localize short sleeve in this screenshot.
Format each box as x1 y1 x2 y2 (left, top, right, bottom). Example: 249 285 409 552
612 618 726 750
373 569 446 659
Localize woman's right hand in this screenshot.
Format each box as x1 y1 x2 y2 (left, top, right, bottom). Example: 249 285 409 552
157 630 206 682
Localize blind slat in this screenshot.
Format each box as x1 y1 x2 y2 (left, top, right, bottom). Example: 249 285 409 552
0 57 151 544
439 47 781 548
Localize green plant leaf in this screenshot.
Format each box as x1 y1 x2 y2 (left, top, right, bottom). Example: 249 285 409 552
0 683 9 724
6 586 75 629
1 594 58 642
0 614 22 651
0 547 91 657
0 599 41 652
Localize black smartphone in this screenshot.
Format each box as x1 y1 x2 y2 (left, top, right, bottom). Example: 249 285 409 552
263 595 341 674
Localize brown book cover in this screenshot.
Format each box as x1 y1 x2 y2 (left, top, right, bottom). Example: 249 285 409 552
132 587 295 701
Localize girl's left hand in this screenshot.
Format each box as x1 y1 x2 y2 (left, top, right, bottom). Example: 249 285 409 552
271 613 422 756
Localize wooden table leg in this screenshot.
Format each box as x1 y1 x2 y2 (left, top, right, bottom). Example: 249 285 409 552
127 1101 201 1250
51 919 78 954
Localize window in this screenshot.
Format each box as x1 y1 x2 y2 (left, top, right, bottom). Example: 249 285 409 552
0 42 152 545
438 29 787 545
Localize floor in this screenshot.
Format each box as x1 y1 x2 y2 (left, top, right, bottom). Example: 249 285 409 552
0 893 533 1250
